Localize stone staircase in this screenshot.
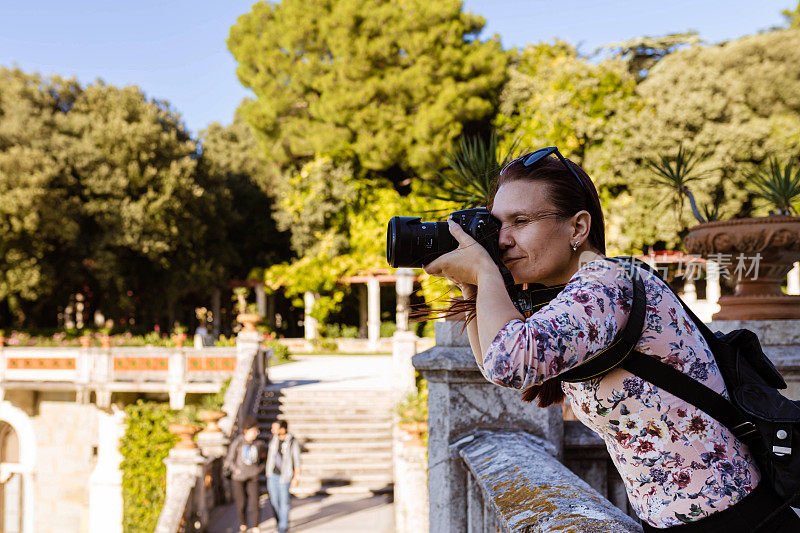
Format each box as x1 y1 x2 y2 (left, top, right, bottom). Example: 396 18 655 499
257 386 395 496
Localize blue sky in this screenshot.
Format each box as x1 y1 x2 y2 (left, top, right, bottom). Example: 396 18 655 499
0 1 793 135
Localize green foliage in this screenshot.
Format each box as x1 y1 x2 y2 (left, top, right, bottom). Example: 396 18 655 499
380 321 396 338
600 32 702 80
320 323 359 339
0 68 288 328
646 144 709 224
228 0 508 186
748 157 800 215
784 2 800 29
310 338 338 352
596 30 800 250
264 339 291 362
120 400 178 533
396 376 428 446
495 42 638 167
426 131 519 209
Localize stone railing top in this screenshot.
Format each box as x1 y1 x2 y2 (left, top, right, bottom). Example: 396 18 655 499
710 319 800 346
456 430 641 533
411 321 477 373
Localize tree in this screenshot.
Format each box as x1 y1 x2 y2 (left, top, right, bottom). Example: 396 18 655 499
227 0 508 190
0 68 281 328
596 30 800 251
784 2 800 29
600 32 701 80
494 42 638 167
199 115 291 280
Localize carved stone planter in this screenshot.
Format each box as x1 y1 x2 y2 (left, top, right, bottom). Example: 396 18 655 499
197 409 226 434
168 423 201 449
684 216 800 320
236 313 261 333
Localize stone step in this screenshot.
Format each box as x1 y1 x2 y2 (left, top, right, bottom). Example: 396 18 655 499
258 404 394 416
256 412 392 424
302 439 392 454
298 451 393 465
260 420 392 433
261 431 392 444
261 388 393 400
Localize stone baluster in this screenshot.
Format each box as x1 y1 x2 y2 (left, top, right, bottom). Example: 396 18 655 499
169 348 187 410
412 321 564 532
89 406 125 533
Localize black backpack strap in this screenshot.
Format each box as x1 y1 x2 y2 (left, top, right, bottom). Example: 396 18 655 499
560 258 648 382
621 351 758 442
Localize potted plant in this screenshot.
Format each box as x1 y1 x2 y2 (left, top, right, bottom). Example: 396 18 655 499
649 149 800 320
233 287 261 332
78 329 92 348
0 329 5 347
197 392 227 434
396 383 429 447
172 322 188 348
168 411 201 449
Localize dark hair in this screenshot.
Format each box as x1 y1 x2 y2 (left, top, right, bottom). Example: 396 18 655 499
243 416 259 430
436 154 606 407
273 419 288 430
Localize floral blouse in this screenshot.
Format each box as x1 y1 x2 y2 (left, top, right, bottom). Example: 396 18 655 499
479 258 760 528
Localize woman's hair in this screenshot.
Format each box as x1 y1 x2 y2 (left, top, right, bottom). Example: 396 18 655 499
428 153 606 407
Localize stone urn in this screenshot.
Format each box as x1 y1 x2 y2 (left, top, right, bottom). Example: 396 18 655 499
172 333 187 349
237 313 262 332
197 409 226 433
684 216 800 320
168 423 201 449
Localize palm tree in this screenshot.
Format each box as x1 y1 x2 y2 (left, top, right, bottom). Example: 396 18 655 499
646 144 708 224
426 131 519 210
748 157 800 216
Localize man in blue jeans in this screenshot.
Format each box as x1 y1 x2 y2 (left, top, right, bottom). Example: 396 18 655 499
265 420 301 533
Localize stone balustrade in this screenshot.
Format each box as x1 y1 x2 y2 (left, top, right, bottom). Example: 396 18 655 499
457 430 640 532
412 321 640 532
156 334 268 533
0 345 238 408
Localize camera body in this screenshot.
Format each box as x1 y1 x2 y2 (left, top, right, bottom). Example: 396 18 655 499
386 207 502 268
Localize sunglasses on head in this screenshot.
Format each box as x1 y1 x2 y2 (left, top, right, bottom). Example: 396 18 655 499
499 146 589 196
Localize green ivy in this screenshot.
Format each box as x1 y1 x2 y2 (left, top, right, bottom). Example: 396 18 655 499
119 400 178 533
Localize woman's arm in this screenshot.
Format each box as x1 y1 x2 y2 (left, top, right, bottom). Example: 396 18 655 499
475 269 523 356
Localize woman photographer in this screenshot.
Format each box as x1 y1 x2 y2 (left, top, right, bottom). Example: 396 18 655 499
422 149 800 531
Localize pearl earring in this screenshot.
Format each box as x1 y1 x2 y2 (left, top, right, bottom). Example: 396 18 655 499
571 241 579 251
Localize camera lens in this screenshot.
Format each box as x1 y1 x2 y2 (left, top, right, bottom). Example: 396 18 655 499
386 216 457 268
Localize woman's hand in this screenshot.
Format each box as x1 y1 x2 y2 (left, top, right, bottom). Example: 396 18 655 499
423 220 496 287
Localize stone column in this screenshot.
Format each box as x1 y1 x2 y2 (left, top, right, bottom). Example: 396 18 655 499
395 268 414 332
412 322 564 532
788 262 800 295
359 284 368 338
158 446 205 532
394 433 429 533
211 288 221 338
706 261 721 307
367 277 381 351
682 277 697 304
168 349 187 410
303 291 319 341
89 406 125 533
255 283 267 317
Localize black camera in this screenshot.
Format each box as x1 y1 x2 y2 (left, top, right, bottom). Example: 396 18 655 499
386 207 502 268
386 207 558 316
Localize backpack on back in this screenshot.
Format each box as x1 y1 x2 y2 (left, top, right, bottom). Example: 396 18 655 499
558 257 800 505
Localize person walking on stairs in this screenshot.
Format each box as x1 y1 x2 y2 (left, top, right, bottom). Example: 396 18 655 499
266 420 301 533
223 416 267 533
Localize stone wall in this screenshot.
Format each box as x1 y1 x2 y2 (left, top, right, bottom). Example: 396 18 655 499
32 392 99 532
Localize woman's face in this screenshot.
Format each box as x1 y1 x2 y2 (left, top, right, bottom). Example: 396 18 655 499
491 180 577 286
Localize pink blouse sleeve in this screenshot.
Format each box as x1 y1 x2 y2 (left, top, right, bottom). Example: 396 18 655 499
478 261 633 390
